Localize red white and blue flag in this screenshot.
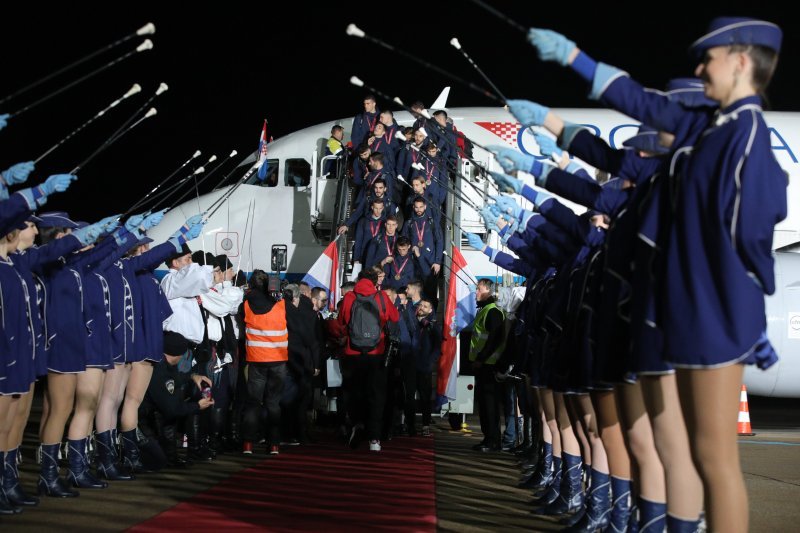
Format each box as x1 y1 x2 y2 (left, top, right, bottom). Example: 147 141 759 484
437 246 477 407
256 119 271 181
301 238 341 311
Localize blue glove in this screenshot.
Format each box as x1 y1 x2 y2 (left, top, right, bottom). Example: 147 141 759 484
186 214 203 226
183 221 204 242
37 174 75 197
527 28 576 66
72 220 108 246
491 194 523 220
533 132 562 158
142 209 167 230
100 215 121 234
466 232 485 251
125 212 147 233
0 113 8 131
487 145 536 175
489 171 523 194
480 206 500 232
2 161 35 185
506 100 549 128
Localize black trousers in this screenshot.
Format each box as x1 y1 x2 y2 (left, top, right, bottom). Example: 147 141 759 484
138 407 173 470
243 362 287 445
341 354 387 441
475 364 501 446
401 359 433 432
280 369 313 441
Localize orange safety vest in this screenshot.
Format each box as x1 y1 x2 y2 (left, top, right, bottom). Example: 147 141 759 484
244 300 289 363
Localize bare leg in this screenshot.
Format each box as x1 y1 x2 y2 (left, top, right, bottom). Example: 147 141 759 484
591 390 630 479
615 382 665 503
0 396 21 451
38 385 49 442
575 394 608 474
555 393 580 456
539 388 561 457
10 383 35 448
41 373 77 445
95 364 131 433
677 365 747 533
568 396 592 468
67 369 105 440
641 374 704 520
120 362 153 432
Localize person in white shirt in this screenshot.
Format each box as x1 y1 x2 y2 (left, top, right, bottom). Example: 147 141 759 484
161 243 214 347
200 255 244 452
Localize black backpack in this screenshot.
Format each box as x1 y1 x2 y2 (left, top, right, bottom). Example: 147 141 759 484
349 292 386 353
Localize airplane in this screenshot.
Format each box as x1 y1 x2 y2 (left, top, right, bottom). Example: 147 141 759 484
147 88 800 398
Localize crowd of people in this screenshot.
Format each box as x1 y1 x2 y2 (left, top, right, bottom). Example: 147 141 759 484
0 163 448 516
450 16 785 533
0 14 788 533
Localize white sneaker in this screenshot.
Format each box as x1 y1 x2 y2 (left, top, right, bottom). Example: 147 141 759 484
369 440 381 452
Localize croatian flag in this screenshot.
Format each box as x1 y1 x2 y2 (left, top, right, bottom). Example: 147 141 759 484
256 119 270 181
301 238 341 311
436 246 477 407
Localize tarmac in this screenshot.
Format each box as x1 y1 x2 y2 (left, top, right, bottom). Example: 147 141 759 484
2 394 799 531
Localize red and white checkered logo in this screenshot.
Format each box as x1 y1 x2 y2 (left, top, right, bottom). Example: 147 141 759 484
475 121 520 147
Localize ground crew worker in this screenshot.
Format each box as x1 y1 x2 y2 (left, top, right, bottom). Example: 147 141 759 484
469 278 506 452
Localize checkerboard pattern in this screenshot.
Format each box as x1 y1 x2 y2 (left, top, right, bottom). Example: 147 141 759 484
475 121 521 147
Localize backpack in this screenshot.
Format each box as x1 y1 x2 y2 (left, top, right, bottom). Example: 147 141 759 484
349 291 386 353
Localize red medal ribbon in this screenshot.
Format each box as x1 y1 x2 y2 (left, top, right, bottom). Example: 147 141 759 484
369 219 382 238
393 255 410 278
414 220 426 245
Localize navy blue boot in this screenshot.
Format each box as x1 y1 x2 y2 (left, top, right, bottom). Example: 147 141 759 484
566 468 611 531
606 476 633 533
95 430 134 481
121 428 150 473
37 443 78 497
531 455 562 507
667 514 701 533
520 441 553 490
67 438 107 489
3 448 38 506
638 497 667 533
542 452 584 515
0 451 22 514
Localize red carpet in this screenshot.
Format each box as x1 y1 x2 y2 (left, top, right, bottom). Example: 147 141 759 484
129 435 436 532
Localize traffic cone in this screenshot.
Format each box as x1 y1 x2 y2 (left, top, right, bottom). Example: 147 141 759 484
737 385 755 436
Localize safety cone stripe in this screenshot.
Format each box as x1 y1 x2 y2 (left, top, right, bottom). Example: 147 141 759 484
738 384 755 436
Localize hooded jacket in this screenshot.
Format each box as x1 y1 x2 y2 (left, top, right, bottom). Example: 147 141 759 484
337 278 399 356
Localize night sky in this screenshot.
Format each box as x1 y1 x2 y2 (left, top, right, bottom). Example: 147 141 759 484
2 1 797 223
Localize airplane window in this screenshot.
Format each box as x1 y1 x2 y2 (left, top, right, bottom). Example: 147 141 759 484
285 158 311 187
246 159 279 187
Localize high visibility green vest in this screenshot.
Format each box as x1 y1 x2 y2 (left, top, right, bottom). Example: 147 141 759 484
469 302 506 365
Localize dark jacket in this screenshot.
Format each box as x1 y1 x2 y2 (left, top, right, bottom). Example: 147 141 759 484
141 360 199 422
286 297 319 376
413 313 442 373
